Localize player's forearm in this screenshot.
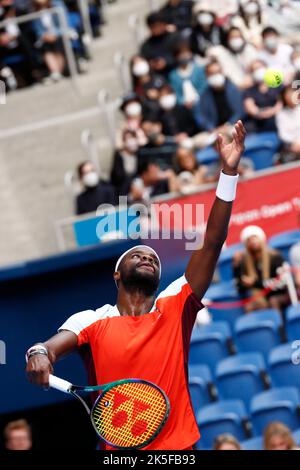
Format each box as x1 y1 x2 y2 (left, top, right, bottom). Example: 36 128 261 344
204 197 233 250
27 331 78 366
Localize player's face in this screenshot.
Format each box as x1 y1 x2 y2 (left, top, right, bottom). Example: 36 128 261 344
119 249 160 294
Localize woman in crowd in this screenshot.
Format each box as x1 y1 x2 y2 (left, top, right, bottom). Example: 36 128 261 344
174 146 208 194
276 84 300 164
264 422 298 451
190 3 225 57
213 434 241 451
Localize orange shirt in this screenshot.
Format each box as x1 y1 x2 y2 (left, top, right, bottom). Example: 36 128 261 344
59 275 203 450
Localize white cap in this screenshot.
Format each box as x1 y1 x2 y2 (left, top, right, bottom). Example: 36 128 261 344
240 225 266 244
115 245 161 277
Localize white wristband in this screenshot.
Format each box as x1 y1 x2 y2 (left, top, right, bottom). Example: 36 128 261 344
216 171 239 202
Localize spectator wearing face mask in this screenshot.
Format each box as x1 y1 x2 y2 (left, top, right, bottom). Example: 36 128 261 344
193 60 244 134
175 147 208 194
190 3 226 57
159 0 194 34
244 59 282 133
276 84 300 164
141 75 166 121
159 84 199 141
111 130 139 197
129 161 177 204
258 27 294 83
208 26 257 89
76 161 116 215
116 93 148 150
169 40 207 107
140 11 178 76
230 0 266 48
130 55 166 98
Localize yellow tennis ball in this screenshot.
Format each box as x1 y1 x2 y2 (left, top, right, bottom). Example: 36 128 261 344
264 68 284 88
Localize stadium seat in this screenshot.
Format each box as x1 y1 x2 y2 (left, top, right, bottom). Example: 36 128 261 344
218 243 244 283
234 309 282 360
293 428 300 446
250 387 300 435
241 436 263 450
190 322 232 375
269 230 300 261
243 132 281 170
269 343 300 390
189 378 211 415
196 400 250 449
216 353 269 411
189 364 217 404
205 281 244 329
286 304 300 342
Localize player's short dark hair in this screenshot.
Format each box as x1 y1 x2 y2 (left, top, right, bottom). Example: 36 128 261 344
262 26 279 37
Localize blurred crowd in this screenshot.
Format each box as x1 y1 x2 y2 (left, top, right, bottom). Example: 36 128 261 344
0 0 110 87
73 0 300 217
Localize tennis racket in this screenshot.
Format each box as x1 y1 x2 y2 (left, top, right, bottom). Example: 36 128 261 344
49 374 170 449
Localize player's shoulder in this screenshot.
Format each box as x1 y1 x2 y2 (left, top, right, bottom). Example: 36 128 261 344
58 304 119 334
155 275 189 302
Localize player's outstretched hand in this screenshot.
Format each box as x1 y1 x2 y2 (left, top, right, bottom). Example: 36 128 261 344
216 120 246 175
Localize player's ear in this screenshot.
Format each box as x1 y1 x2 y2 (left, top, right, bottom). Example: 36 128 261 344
113 271 120 283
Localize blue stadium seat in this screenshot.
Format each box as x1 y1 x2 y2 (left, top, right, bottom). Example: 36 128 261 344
216 353 268 411
218 243 244 283
197 400 249 449
269 343 300 390
241 436 263 450
293 428 300 446
190 322 232 375
189 378 211 415
189 364 217 409
205 281 244 329
243 132 280 170
250 387 300 435
269 230 300 261
286 305 300 342
234 309 282 360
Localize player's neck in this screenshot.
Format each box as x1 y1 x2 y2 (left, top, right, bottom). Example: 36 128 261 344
116 286 156 317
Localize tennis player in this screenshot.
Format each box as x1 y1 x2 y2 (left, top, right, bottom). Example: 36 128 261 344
26 121 246 450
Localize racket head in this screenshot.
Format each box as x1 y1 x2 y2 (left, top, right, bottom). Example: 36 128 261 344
90 379 170 449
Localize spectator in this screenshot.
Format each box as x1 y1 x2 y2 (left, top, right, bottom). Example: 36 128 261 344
141 75 166 120
4 419 32 450
33 0 66 82
130 55 166 99
233 225 289 314
244 59 282 134
230 0 266 48
169 40 207 106
159 83 199 139
129 161 177 203
213 433 241 451
190 3 225 57
76 161 116 215
258 27 294 83
175 147 208 194
116 93 148 150
209 27 257 89
0 0 34 88
289 241 300 295
193 60 244 133
264 422 297 451
140 11 177 76
276 84 300 163
110 130 139 197
291 49 300 81
159 0 193 34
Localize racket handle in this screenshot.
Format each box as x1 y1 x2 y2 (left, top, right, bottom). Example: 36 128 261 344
49 374 72 393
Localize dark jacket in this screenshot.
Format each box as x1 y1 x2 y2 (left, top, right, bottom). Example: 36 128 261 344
159 0 193 31
161 104 199 136
76 182 116 215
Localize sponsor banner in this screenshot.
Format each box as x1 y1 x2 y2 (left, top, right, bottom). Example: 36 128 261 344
154 166 300 246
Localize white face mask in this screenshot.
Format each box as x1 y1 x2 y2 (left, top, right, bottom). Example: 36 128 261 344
229 37 244 51
197 13 214 26
244 2 259 16
83 171 99 188
253 67 266 83
264 37 278 51
132 61 150 77
125 102 142 117
208 73 225 88
293 59 300 71
159 94 177 110
125 138 139 153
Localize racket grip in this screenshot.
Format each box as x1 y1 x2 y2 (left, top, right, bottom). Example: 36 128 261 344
49 374 72 393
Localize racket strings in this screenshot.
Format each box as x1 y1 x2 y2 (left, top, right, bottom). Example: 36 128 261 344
92 382 168 448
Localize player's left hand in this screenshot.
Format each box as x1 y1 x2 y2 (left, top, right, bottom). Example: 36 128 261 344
217 120 246 176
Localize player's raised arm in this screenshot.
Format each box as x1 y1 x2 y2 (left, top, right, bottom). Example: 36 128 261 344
26 331 78 388
185 120 246 299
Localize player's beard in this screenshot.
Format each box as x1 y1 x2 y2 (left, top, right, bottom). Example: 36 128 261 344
121 266 159 297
